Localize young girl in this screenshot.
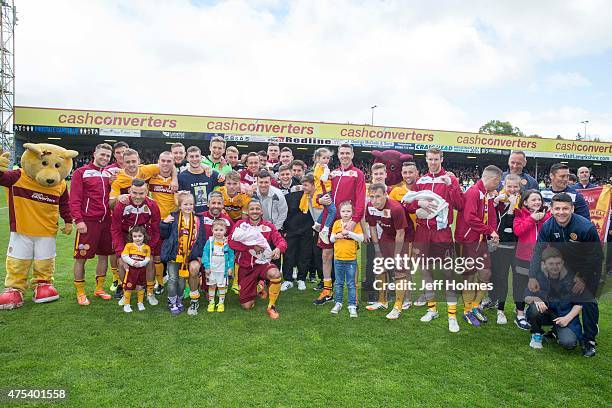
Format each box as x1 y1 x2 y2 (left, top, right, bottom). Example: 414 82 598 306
513 189 551 330
299 147 337 244
329 201 363 317
160 191 206 316
203 219 235 313
120 226 151 313
490 174 521 324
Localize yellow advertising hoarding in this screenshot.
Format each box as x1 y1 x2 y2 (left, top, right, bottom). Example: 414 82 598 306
14 106 612 159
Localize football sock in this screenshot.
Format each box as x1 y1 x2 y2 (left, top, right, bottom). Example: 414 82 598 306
95 275 105 292
136 289 144 304
447 303 457 318
74 280 86 296
124 290 132 304
110 267 120 283
268 277 281 308
208 287 216 304
146 280 155 296
154 261 164 286
323 279 333 293
427 300 437 312
189 290 200 300
218 287 226 304
393 279 406 309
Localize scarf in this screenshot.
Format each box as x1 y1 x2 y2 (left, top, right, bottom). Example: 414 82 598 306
176 212 197 278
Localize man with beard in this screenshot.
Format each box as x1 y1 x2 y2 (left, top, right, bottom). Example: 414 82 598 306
229 200 287 319
111 178 161 306
70 143 114 305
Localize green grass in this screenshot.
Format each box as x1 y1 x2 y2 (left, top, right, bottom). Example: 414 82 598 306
0 188 610 408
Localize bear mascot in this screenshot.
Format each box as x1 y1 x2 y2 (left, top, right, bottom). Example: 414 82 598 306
0 143 77 309
371 149 413 187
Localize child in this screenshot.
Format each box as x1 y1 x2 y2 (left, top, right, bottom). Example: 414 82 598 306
299 147 337 244
513 189 551 330
231 221 272 264
525 247 586 351
160 191 207 316
329 201 363 317
120 226 151 313
203 219 235 313
489 174 521 324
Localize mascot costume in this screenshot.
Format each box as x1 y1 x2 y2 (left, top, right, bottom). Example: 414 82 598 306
371 149 413 187
0 144 77 309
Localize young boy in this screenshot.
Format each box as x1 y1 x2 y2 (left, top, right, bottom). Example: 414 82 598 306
203 219 235 313
525 247 586 351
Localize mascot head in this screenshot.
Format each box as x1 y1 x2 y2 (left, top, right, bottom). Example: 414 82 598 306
371 149 413 186
21 143 78 187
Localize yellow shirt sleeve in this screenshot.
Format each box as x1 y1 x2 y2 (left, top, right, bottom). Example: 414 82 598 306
332 220 342 235
122 243 134 256
110 172 129 199
138 164 160 181
389 186 406 202
353 222 363 235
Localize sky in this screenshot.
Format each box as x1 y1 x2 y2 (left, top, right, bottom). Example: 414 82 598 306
15 0 612 141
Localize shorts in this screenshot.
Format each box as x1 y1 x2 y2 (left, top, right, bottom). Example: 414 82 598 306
206 271 228 287
73 218 113 259
7 232 56 260
123 266 147 290
237 263 278 304
455 241 490 274
413 227 454 259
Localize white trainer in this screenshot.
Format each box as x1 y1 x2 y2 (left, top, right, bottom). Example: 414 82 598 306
401 301 412 310
296 280 306 291
348 305 358 318
147 295 159 306
420 310 440 322
386 307 402 320
280 281 294 292
448 316 460 333
123 304 132 313
365 302 388 311
331 302 342 315
497 310 508 325
118 296 126 306
137 302 145 311
319 229 330 245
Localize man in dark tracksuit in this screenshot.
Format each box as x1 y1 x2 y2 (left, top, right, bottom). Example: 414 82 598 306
528 193 603 357
277 165 313 291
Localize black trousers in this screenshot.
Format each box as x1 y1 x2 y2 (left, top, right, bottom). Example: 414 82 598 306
282 232 313 282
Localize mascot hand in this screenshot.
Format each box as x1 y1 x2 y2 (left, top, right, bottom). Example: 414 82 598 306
0 151 10 172
61 222 73 235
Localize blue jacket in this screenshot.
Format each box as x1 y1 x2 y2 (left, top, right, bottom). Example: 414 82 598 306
528 214 603 283
202 237 235 275
500 170 539 192
540 186 590 220
574 182 597 190
160 212 207 263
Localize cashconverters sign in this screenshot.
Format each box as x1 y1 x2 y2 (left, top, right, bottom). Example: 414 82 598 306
14 106 612 161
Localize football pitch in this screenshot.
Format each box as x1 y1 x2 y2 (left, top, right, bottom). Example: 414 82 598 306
0 188 609 407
